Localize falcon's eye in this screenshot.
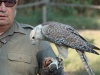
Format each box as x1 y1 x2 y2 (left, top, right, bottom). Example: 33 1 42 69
32 37 35 39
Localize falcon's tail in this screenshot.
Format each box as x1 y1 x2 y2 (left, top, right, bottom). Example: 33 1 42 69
91 45 100 50
76 50 95 75
86 48 99 55
91 49 99 55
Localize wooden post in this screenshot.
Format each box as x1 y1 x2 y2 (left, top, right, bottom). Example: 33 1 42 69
42 0 50 23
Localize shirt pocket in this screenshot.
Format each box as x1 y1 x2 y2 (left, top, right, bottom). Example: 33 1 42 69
8 52 32 64
7 53 33 74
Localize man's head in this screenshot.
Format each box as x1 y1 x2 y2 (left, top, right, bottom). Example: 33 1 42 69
0 0 18 27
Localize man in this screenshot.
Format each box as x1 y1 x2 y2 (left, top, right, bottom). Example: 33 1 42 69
0 0 64 75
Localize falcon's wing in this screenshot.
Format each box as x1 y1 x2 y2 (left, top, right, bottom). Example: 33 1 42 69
41 22 99 55
65 25 87 42
60 22 100 50
42 21 87 43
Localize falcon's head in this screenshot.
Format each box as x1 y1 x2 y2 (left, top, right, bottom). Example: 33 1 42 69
30 24 44 44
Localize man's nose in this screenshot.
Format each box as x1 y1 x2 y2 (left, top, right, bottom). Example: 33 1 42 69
0 2 6 12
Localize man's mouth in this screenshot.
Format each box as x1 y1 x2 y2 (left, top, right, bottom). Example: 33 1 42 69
0 15 7 20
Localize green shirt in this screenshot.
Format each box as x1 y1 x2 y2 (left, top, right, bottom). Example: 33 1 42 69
0 21 56 75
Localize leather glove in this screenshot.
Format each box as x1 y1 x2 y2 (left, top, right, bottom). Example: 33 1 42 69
42 57 65 75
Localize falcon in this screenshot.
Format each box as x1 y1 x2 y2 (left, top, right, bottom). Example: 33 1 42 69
30 21 100 75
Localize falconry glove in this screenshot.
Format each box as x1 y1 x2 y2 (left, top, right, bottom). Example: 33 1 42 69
42 57 65 75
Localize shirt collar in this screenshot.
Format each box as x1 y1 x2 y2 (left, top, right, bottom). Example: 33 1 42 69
14 21 26 34
0 21 26 40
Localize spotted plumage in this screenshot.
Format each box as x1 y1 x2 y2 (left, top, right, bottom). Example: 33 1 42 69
31 21 99 55
30 21 100 75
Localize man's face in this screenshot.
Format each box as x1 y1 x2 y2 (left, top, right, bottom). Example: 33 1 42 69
0 0 18 26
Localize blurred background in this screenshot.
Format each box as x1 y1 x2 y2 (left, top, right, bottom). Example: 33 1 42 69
16 0 100 75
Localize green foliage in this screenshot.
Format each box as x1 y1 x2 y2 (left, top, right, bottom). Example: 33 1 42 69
16 0 100 29
47 7 100 29
64 0 92 5
16 8 42 26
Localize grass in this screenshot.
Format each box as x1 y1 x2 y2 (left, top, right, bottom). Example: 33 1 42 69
63 30 100 75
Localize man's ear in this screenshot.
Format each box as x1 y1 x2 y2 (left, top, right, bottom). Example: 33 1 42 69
15 0 18 7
